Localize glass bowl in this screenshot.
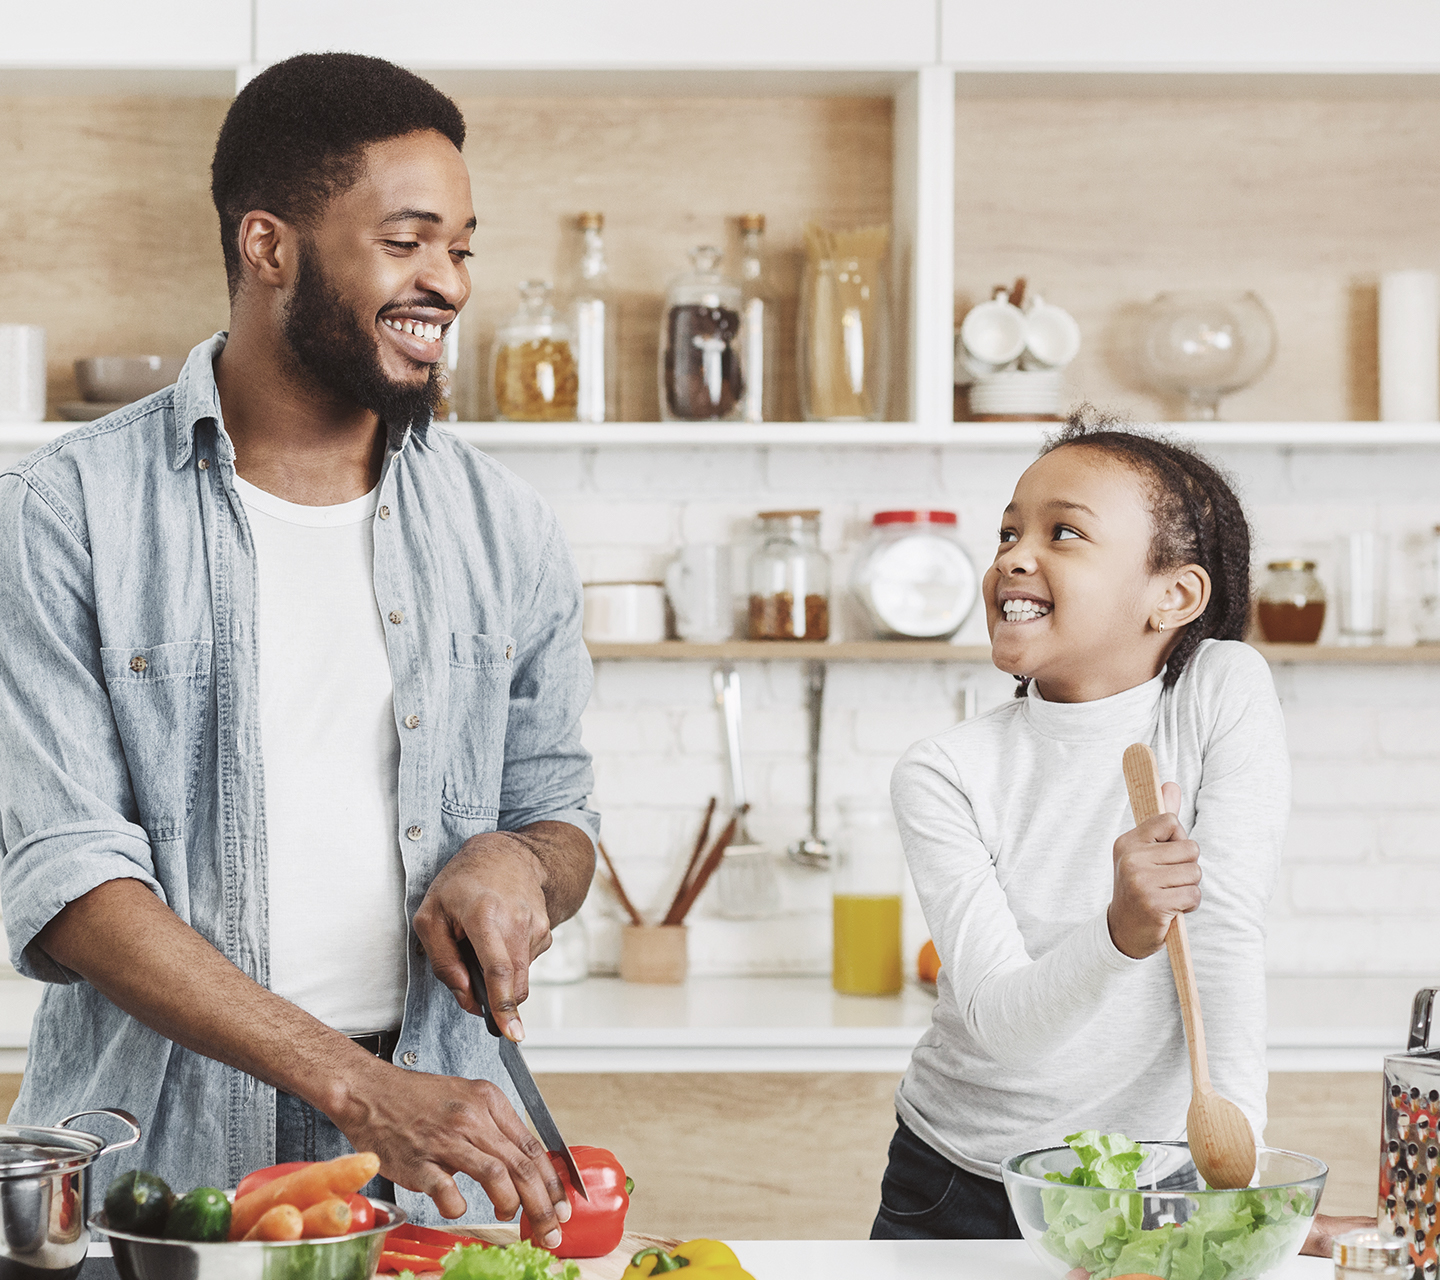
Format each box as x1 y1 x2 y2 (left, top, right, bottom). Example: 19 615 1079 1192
1000 1142 1326 1280
1136 291 1277 420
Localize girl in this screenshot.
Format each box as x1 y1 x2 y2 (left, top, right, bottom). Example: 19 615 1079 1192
873 414 1287 1240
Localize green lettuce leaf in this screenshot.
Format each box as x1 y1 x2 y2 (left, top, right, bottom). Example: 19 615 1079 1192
437 1241 580 1280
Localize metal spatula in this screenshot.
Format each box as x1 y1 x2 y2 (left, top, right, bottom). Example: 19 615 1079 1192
1122 742 1257 1191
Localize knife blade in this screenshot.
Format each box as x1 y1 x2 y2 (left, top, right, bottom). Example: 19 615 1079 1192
460 940 589 1201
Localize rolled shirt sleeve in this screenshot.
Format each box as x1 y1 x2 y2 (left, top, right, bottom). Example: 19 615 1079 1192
0 474 163 983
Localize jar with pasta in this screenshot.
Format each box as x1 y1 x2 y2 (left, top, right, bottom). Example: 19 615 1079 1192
747 510 831 641
799 222 890 422
491 280 579 422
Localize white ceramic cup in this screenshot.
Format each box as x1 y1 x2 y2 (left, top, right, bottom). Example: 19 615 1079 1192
583 581 667 643
1021 297 1082 369
665 544 733 643
959 298 1028 370
0 325 46 422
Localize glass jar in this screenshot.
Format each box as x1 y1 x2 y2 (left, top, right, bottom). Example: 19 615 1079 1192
853 510 979 639
572 212 619 423
1332 1229 1408 1280
491 281 578 422
832 801 903 996
1256 559 1326 643
659 246 744 422
799 221 890 422
738 213 778 423
1418 525 1440 644
747 510 830 640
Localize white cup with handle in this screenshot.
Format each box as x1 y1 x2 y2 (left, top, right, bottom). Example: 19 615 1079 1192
958 295 1028 379
1021 295 1082 370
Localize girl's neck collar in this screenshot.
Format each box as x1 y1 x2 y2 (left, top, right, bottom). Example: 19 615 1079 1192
1023 668 1168 742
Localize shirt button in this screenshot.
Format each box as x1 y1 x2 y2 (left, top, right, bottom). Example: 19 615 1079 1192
197 458 209 471
129 655 148 673
406 825 422 841
378 505 390 520
400 1050 418 1067
505 645 514 659
404 714 420 729
389 610 404 625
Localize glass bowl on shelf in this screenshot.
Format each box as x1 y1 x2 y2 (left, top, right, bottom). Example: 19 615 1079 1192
1000 1141 1325 1280
1135 291 1277 421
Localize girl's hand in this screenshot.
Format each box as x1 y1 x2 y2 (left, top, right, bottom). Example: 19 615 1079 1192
1108 781 1201 959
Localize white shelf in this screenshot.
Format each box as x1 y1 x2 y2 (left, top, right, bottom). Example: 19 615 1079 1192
8 420 1440 454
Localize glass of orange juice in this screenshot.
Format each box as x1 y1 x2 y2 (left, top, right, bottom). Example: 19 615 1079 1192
832 801 903 996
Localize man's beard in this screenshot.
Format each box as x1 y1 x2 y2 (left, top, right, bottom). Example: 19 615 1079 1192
282 246 445 431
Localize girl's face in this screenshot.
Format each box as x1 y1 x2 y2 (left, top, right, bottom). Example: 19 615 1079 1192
984 445 1204 703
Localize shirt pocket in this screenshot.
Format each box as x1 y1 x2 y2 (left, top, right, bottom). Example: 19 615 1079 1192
100 640 213 840
441 632 515 821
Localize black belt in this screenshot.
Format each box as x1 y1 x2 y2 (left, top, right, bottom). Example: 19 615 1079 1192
348 1030 400 1063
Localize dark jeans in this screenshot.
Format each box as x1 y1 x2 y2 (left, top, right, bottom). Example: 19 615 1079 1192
871 1117 1021 1240
275 1088 395 1204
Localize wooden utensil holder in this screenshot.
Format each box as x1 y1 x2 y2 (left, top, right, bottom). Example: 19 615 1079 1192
620 924 688 985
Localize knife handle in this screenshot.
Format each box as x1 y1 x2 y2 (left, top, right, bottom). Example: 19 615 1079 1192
459 938 503 1039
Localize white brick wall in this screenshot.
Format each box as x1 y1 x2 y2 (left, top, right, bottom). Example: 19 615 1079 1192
5 437 1439 985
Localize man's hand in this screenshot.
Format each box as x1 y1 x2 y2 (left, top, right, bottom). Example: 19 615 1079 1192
1302 1213 1377 1257
413 832 553 1041
1107 781 1201 959
328 1056 570 1236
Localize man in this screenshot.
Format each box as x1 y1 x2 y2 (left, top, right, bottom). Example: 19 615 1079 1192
0 53 594 1240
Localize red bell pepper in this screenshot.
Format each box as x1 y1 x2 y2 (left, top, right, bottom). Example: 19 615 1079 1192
236 1162 311 1200
519 1146 630 1259
378 1226 488 1274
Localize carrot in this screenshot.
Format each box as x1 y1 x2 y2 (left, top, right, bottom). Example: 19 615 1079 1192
243 1204 304 1242
301 1197 352 1239
229 1152 380 1240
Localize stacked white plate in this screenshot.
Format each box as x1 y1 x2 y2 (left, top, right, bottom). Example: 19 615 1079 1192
969 369 1063 417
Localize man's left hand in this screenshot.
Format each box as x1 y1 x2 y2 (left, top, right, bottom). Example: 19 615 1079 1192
414 832 553 1041
1302 1213 1377 1257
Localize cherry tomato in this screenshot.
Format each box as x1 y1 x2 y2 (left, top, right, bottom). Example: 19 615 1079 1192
236 1162 311 1200
346 1193 375 1233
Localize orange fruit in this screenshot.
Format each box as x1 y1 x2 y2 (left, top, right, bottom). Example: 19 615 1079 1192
917 939 941 984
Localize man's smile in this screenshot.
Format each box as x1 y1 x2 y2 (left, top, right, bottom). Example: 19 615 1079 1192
379 313 450 363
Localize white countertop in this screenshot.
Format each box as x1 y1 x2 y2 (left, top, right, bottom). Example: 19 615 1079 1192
0 972 1413 1074
85 1237 1332 1279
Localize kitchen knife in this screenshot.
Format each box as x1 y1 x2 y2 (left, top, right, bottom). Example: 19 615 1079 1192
460 940 589 1201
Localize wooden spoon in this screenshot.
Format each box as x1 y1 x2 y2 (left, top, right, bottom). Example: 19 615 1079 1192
1122 742 1257 1190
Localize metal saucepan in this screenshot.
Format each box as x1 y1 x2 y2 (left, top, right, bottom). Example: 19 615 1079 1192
0 1108 140 1280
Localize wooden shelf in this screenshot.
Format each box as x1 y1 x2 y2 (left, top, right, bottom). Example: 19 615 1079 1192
588 640 1440 663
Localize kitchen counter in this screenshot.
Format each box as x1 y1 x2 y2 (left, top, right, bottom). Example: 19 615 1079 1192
0 973 1412 1074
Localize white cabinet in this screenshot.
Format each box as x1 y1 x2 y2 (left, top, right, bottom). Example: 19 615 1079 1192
254 0 937 68
942 0 1440 71
3 0 251 68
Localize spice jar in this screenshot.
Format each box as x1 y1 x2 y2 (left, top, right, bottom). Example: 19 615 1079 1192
1257 559 1326 644
1333 1229 1409 1280
747 511 830 640
491 280 578 422
853 510 978 639
660 246 744 422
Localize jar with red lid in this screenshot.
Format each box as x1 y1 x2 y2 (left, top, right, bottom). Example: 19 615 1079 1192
852 510 979 639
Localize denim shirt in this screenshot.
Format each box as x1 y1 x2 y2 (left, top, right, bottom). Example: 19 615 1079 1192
0 334 598 1223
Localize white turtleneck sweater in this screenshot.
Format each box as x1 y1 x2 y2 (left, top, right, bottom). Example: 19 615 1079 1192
891 638 1289 1180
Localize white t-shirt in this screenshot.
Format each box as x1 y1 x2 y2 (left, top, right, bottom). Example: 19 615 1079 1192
235 473 408 1034
890 639 1289 1179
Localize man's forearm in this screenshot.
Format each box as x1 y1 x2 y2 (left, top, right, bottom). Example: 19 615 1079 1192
492 820 596 927
35 878 377 1116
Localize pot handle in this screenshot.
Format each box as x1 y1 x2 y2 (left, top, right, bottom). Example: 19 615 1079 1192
56 1108 142 1158
1410 989 1440 1052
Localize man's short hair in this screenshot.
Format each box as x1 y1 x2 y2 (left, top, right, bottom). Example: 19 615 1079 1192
211 52 467 297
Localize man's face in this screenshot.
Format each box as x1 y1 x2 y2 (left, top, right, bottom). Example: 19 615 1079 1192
281 129 475 428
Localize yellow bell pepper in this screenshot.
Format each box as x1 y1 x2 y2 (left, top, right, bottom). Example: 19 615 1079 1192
622 1240 753 1280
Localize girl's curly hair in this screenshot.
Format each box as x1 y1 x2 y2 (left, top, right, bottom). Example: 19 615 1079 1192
1020 406 1252 692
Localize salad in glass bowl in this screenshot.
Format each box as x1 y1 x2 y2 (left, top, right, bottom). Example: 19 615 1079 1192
1000 1132 1327 1280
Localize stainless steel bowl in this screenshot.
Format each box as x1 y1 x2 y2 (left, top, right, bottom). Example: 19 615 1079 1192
91 1197 405 1280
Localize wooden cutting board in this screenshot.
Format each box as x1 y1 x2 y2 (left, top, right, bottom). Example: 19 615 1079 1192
437 1226 680 1280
